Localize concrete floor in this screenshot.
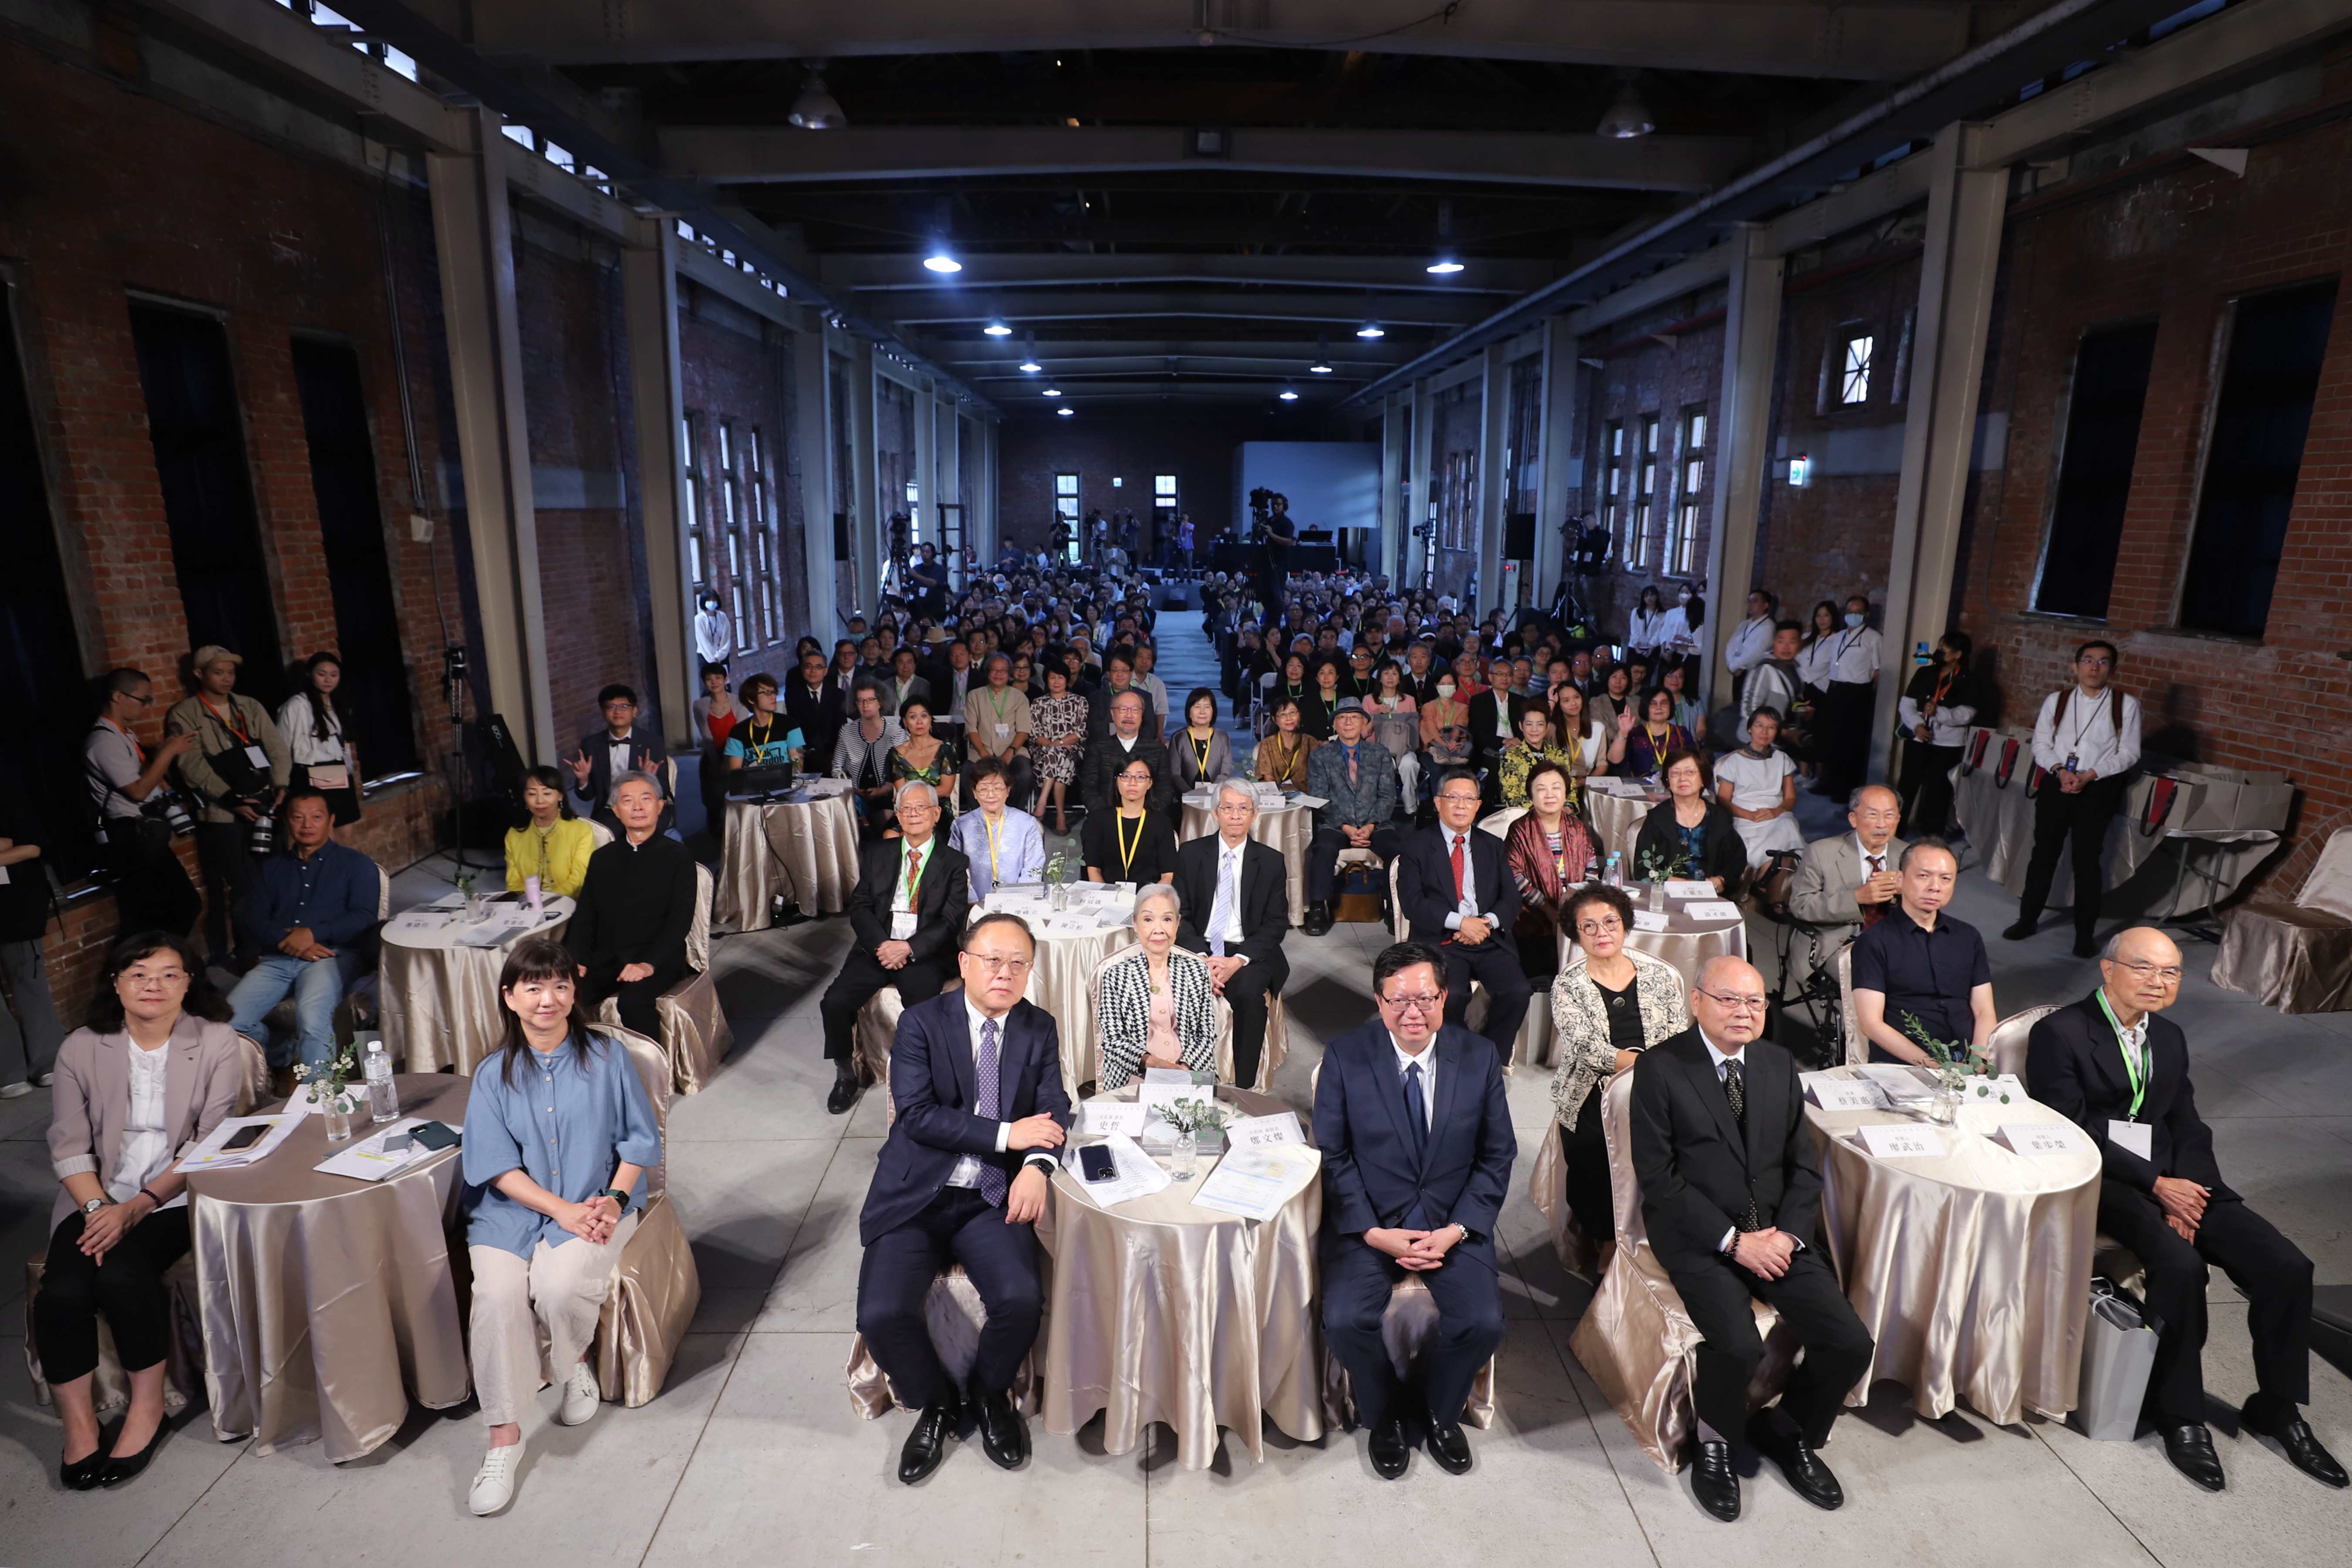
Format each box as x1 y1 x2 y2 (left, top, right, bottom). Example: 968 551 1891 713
7 607 2350 1565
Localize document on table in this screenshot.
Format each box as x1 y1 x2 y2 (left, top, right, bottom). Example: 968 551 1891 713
313 1117 441 1181
176 1112 305 1173
1801 1072 1889 1112
1854 1123 1944 1159
1076 1134 1173 1208
1191 1144 1323 1221
1854 1064 1938 1103
799 778 851 798
1078 1100 1148 1139
389 910 459 935
1226 1111 1305 1149
1959 1073 2028 1107
1997 1122 2085 1157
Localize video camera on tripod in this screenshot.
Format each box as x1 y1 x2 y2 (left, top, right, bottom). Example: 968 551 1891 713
1247 486 1274 526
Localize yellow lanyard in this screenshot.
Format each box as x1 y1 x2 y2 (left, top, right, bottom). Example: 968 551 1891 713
1192 734 1213 775
1646 723 1669 762
1116 810 1146 878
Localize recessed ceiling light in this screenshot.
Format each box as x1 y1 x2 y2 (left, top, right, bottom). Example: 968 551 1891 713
983 320 1011 336
923 249 961 274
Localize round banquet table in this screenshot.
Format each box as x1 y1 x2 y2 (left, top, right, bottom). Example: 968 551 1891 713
1179 794 1314 924
1584 784 1665 870
1034 1084 1323 1469
1805 1065 2102 1424
713 791 863 931
380 898 573 1074
973 894 1137 1097
186 1073 474 1460
1555 884 1746 990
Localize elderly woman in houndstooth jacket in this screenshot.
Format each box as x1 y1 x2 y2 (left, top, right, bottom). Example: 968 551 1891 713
1094 884 1218 1090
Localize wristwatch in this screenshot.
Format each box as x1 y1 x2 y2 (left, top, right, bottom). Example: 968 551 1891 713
81 1195 108 1217
599 1188 631 1208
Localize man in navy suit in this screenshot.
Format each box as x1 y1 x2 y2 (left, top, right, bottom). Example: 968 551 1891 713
854 912 1073 1485
1314 941 1516 1479
1395 768 1532 1062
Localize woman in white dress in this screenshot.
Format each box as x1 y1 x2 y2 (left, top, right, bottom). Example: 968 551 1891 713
1625 585 1670 659
1714 708 1805 867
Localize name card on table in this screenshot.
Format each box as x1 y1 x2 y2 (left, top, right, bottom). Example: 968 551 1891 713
1078 1101 1147 1139
1854 1123 1944 1160
1664 879 1717 899
1680 900 1742 923
1227 1111 1305 1149
1631 910 1670 933
1960 1073 2027 1107
1801 1073 1889 1112
1996 1122 2084 1157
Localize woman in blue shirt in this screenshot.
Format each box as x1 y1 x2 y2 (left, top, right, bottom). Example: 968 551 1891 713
460 937 661 1516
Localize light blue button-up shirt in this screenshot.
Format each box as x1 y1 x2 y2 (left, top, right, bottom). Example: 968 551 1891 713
462 1031 663 1258
950 805 1046 900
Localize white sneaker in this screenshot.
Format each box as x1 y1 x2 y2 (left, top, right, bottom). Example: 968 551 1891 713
557 1361 601 1427
468 1437 523 1516
0 1081 31 1099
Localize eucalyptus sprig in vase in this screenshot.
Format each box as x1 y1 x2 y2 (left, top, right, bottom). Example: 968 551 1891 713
1898 1013 1991 1124
294 1043 363 1142
1159 1094 1236 1178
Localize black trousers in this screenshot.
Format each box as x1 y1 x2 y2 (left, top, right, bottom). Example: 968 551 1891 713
193 820 259 964
34 1207 194 1386
2097 1184 2312 1426
1897 741 1962 838
2018 774 2128 939
1323 1237 1505 1432
1220 952 1287 1090
856 1186 1043 1410
105 834 201 942
1819 680 1877 796
1562 1104 1615 1248
1668 1247 1874 1449
1264 542 1291 585
1438 938 1532 1063
1304 823 1403 904
579 956 690 1040
820 947 953 1063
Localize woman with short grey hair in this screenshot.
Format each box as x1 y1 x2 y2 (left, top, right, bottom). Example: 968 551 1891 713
1094 883 1218 1090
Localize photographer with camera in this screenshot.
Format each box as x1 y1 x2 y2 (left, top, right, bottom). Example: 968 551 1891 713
85 669 203 941
165 647 290 969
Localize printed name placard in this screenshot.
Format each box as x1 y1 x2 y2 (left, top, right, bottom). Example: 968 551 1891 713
1997 1123 2081 1157
1856 1123 1944 1160
1801 1073 1888 1113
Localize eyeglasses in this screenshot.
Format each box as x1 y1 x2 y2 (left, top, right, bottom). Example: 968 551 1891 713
123 968 189 987
1695 988 1768 1014
1380 993 1443 1014
966 953 1033 975
1576 919 1624 936
2115 960 2183 983
1436 791 1480 805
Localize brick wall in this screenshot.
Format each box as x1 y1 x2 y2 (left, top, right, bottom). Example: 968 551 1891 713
997 407 1304 556
678 282 807 675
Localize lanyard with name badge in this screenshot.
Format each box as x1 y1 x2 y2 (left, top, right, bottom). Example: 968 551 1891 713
2096 989 2149 1118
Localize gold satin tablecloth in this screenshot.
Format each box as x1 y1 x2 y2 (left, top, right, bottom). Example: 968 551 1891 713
1179 797 1314 924
1807 1066 2101 1424
714 793 863 931
1035 1086 1325 1469
188 1073 474 1460
380 900 573 1074
1557 888 1745 991
1584 786 1664 871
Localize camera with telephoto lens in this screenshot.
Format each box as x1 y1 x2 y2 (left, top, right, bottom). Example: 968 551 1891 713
145 789 195 838
245 805 277 857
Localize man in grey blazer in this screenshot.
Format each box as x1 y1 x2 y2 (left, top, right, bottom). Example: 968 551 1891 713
1784 784 1907 984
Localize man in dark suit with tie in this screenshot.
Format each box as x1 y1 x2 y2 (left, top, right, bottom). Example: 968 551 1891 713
1395 767 1531 1062
819 783 971 1114
856 912 1072 1484
1465 680 1525 776
2028 927 2343 1493
1173 781 1290 1089
1315 941 1515 1479
1629 955 1874 1521
786 647 847 772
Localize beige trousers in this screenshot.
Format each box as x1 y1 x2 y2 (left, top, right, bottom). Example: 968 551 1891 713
468 1211 637 1427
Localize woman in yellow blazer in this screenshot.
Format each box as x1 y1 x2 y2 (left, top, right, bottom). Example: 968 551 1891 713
505 766 599 898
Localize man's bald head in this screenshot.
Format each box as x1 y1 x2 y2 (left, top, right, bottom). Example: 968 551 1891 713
2100 925 2183 1016
1848 784 1901 851
1690 956 1768 1049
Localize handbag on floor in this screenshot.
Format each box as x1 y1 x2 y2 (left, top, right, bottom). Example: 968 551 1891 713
2072 1277 2161 1441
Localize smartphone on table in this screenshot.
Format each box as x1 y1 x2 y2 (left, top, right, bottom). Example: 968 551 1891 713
1077 1144 1118 1183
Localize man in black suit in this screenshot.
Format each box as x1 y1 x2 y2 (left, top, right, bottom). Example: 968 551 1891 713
1078 688 1174 817
1465 678 1526 776
1395 768 1531 1063
1315 941 1515 1479
1398 641 1444 708
785 648 846 772
1173 781 1291 1089
2028 926 2343 1492
1084 646 1159 742
1629 955 1874 1521
855 913 1072 1484
819 782 972 1114
565 684 675 836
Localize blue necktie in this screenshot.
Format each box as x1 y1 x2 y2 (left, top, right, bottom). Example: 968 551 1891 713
1208 848 1237 958
975 1018 1007 1207
1402 1060 1428 1163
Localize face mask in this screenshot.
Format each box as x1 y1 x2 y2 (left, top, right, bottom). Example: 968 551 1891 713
1437 683 1456 699
1844 612 1866 628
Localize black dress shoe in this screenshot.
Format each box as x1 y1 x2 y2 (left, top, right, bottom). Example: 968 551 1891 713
1301 902 1334 936
971 1387 1030 1470
826 1065 861 1116
1749 1413 1843 1510
100 1421 165 1487
2001 919 2037 942
1425 1411 1473 1475
2073 935 2101 959
897 1394 960 1485
1368 1413 1411 1480
60 1427 111 1492
2247 1411 2349 1489
1689 1437 1740 1521
2160 1422 2226 1492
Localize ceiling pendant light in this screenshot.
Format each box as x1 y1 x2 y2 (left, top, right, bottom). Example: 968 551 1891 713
1057 406 1075 417
922 247 961 274
984 319 1012 336
1279 387 1299 402
1356 320 1385 339
1310 333 1334 373
1596 73 1655 140
1426 199 1463 273
788 63 846 130
1020 333 1042 372
1042 387 1061 397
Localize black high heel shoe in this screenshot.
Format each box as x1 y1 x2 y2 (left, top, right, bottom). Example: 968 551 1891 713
100 1419 166 1487
61 1421 116 1491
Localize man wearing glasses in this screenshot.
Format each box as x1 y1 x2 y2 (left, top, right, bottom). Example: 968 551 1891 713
2007 640 2140 957
856 913 1070 1485
1394 768 1530 1062
1314 941 1515 1481
819 783 971 1114
2029 927 2343 1493
1628 956 1874 1522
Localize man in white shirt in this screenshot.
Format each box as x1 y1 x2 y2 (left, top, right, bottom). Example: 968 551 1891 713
1816 595 1882 797
1173 783 1291 1088
1723 590 1779 693
2007 640 2143 957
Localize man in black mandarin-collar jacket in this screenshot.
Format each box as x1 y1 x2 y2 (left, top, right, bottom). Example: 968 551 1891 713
818 783 971 1114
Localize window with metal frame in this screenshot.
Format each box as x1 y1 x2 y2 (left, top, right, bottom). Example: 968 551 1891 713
1630 414 1659 565
1054 471 1081 561
1601 419 1624 547
1841 334 1874 404
747 426 778 643
681 414 704 589
1669 407 1706 576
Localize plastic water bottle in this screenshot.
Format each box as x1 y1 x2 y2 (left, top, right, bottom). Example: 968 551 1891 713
1603 852 1623 890
363 1038 399 1124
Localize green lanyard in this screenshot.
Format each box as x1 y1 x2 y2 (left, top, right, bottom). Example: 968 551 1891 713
2095 990 2148 1118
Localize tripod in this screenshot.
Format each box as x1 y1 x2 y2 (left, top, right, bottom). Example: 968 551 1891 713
444 645 492 875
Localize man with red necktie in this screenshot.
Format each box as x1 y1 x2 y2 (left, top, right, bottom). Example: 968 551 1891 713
1393 768 1531 1063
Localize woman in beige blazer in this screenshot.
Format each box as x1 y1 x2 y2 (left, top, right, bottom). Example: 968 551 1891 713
41 932 243 1490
